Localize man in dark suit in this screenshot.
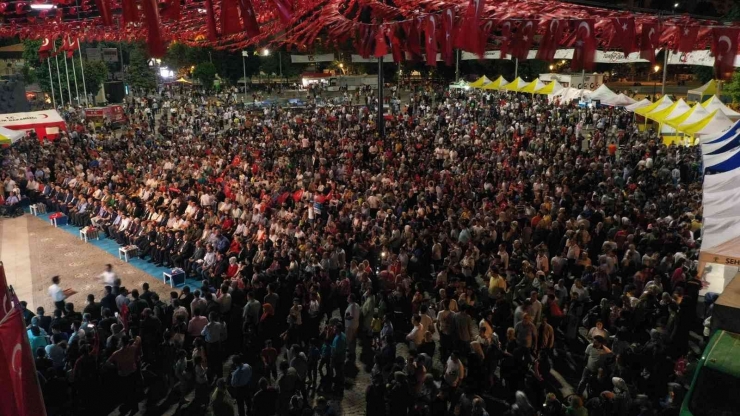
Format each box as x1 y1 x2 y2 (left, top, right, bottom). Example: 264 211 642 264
156 230 176 267
100 286 119 315
170 234 193 268
150 226 168 264
163 232 182 268
185 240 206 275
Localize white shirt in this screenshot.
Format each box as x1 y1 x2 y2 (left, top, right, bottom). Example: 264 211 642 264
100 271 117 286
344 302 360 330
49 284 65 302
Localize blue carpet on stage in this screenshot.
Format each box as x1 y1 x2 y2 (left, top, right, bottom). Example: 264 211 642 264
29 211 202 289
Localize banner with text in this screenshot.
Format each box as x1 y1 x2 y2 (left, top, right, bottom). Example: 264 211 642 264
461 49 656 64
664 50 740 67
290 54 335 63
351 54 393 63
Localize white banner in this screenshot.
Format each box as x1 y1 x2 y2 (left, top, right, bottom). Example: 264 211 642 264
242 50 250 57
461 49 655 64
290 54 335 63
351 54 393 63
665 50 735 67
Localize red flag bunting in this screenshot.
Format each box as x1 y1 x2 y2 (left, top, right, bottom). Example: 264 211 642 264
479 19 495 57
272 0 293 24
94 0 112 25
161 0 181 21
220 0 242 36
388 25 403 63
440 8 455 65
66 37 78 58
677 26 699 53
456 0 486 56
122 0 139 25
640 22 658 64
0 308 48 416
142 0 166 56
425 15 438 66
238 0 260 38
204 0 218 41
611 17 636 56
357 25 374 58
536 19 565 61
571 19 596 71
0 265 10 322
402 19 421 58
711 28 740 81
374 25 388 57
511 19 536 60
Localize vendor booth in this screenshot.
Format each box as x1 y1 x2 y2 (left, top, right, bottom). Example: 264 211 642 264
0 110 66 140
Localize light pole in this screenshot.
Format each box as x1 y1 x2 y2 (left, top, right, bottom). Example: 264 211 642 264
653 64 660 98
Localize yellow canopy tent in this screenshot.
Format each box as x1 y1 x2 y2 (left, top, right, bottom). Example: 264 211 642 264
502 77 527 91
634 95 673 116
174 77 193 84
535 80 563 95
468 76 492 88
687 80 717 102
480 76 509 90
519 79 548 94
664 103 711 130
647 99 691 123
679 109 734 135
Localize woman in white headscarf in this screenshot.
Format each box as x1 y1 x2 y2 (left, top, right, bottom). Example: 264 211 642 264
602 377 632 416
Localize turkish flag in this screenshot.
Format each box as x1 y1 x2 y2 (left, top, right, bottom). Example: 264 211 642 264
611 17 636 56
457 0 486 56
220 0 242 36
677 26 699 53
571 19 596 71
66 37 78 58
238 0 260 38
640 22 658 64
142 0 166 57
402 19 421 57
0 308 48 416
511 19 536 61
711 28 740 80
204 0 218 40
441 8 455 66
499 20 513 58
94 0 112 25
479 19 495 57
272 0 293 24
121 0 139 25
161 0 180 21
356 25 375 58
425 15 438 66
38 37 52 60
536 19 565 61
388 25 403 63
0 266 10 321
374 25 388 58
292 189 304 202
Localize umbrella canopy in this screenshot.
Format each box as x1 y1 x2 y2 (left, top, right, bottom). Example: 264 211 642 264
481 76 509 90
601 93 637 107
702 95 740 119
634 95 673 116
535 80 563 95
502 77 528 91
468 76 492 88
0 126 24 145
665 103 711 129
519 79 547 94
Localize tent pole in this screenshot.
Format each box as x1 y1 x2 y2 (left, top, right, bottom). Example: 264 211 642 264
47 59 56 108
514 58 518 79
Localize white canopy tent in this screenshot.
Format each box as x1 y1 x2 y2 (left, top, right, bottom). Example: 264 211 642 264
624 98 651 112
585 84 617 102
702 96 740 120
601 93 637 107
549 87 590 103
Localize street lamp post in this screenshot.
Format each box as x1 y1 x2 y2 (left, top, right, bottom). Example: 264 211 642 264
653 64 660 98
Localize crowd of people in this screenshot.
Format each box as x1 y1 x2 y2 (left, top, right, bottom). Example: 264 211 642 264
1 80 708 416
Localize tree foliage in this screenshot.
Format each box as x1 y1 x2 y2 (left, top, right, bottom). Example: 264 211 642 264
126 43 157 93
193 62 217 90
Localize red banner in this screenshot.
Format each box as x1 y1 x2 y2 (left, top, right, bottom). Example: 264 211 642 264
425 15 438 67
676 26 699 53
0 308 48 416
571 19 596 71
511 19 536 61
611 17 636 56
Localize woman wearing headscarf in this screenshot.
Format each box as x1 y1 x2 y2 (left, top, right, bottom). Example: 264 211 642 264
511 391 537 416
602 377 632 416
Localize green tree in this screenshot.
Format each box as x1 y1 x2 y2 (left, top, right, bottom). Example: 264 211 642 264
692 67 715 84
724 71 740 103
81 60 109 103
258 51 299 79
126 44 157 93
193 62 217 90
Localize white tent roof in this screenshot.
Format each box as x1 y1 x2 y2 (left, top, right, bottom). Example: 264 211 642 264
601 93 637 107
550 87 590 103
586 84 617 101
0 110 65 127
691 110 735 136
0 126 24 144
624 98 651 112
703 95 740 119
